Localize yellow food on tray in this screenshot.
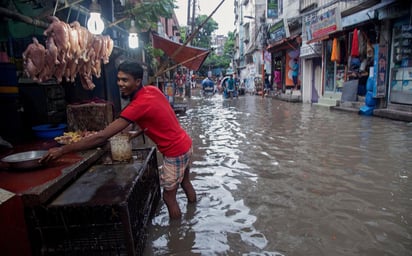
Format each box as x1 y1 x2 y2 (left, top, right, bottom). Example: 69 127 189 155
54 131 98 144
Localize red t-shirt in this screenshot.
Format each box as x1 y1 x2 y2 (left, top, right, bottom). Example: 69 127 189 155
120 85 192 157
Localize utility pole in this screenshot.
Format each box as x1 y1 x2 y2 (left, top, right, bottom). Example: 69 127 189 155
187 0 191 33
191 0 196 39
186 0 196 45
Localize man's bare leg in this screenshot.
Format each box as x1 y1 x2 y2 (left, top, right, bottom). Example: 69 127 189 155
181 168 196 203
163 187 181 219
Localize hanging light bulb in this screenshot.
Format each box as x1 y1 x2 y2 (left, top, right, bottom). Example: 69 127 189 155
129 20 139 49
87 0 104 34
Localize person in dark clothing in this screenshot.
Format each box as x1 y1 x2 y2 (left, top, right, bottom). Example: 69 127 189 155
292 59 299 89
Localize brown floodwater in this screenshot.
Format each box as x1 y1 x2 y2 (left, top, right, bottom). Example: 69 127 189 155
144 93 412 256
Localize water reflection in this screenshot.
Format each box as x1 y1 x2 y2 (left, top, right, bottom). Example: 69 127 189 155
145 94 411 256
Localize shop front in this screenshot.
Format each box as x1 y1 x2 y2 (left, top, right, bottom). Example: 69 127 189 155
0 3 163 255
302 3 398 107
337 3 391 106
378 1 412 107
302 0 412 111
301 6 343 105
324 22 378 102
299 42 322 103
266 19 301 94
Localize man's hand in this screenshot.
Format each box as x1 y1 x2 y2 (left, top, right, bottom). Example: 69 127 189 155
39 147 64 164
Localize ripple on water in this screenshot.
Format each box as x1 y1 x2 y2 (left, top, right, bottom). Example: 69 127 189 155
145 95 412 256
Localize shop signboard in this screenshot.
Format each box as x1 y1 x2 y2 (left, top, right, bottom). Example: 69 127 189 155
378 2 409 20
300 42 322 59
303 7 342 41
267 19 289 43
267 0 279 19
341 8 374 28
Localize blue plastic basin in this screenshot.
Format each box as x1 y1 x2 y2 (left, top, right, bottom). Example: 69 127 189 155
32 123 67 139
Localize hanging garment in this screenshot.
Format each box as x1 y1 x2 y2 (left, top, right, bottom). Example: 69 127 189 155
331 38 340 62
351 28 359 57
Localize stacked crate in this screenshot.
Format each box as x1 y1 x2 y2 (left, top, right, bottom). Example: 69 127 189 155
26 147 161 256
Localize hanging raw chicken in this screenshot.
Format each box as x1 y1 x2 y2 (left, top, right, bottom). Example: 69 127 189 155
22 37 46 82
43 16 71 63
22 16 114 90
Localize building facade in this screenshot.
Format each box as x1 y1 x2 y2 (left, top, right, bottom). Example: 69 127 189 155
234 0 412 117
234 0 267 92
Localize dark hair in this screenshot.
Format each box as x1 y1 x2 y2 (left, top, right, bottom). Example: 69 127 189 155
118 60 143 79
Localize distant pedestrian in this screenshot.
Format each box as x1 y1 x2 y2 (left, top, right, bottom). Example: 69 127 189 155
264 70 271 95
292 58 299 89
191 74 196 88
225 74 236 98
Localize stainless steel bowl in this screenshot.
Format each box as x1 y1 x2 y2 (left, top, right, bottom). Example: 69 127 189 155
1 150 48 170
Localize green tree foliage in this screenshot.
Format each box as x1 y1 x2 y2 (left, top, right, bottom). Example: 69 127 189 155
198 31 235 76
179 27 187 43
126 0 176 75
223 31 235 57
191 15 218 49
129 0 176 30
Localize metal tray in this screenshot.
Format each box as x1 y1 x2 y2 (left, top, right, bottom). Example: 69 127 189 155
1 150 48 170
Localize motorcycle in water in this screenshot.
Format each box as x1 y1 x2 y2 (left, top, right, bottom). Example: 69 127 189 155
201 77 215 98
202 86 215 97
223 87 237 99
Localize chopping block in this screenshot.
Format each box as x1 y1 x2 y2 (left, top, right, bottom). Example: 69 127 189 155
67 101 114 131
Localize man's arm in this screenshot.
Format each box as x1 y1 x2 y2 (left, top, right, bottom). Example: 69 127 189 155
40 118 131 163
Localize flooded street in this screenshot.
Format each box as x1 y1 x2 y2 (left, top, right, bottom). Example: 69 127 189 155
144 93 412 256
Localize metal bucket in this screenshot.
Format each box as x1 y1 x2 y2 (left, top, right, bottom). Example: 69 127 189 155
109 134 132 161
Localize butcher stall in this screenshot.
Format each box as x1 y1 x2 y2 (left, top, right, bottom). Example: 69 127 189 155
0 140 160 256
0 2 161 255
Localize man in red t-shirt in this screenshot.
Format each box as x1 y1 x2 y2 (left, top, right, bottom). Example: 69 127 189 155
41 61 196 219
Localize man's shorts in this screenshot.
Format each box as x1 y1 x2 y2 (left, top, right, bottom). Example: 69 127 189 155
160 148 192 190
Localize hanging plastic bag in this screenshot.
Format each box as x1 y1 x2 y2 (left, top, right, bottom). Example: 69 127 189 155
331 38 340 62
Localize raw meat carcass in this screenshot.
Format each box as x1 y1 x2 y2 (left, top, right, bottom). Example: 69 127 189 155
70 21 93 62
79 73 96 90
22 17 114 90
64 57 79 82
45 36 59 65
44 16 70 63
102 35 114 64
22 37 46 81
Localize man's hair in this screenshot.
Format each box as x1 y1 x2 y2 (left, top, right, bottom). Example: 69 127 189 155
118 60 144 79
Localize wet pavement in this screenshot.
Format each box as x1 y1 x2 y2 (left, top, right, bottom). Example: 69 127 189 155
144 92 412 256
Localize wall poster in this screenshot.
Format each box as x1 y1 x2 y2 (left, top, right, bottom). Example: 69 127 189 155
285 49 300 87
374 44 387 97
